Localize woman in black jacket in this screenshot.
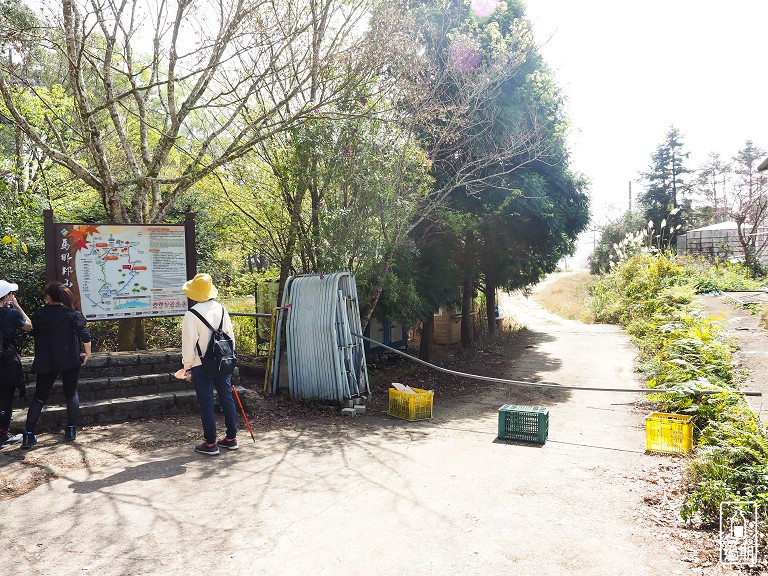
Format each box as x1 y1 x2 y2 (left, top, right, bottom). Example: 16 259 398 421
21 282 92 449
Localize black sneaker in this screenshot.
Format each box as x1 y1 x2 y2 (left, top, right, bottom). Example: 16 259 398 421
217 437 238 450
21 432 37 449
64 426 76 441
194 442 220 456
0 431 22 446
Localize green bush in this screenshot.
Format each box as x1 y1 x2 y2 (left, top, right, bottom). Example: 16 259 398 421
681 256 763 293
591 251 767 526
224 296 267 358
682 411 768 524
88 316 182 352
641 310 734 389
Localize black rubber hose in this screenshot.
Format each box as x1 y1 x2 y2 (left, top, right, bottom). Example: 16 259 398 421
351 333 762 397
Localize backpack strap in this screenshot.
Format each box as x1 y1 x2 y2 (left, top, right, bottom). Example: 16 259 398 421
188 306 226 358
189 308 215 332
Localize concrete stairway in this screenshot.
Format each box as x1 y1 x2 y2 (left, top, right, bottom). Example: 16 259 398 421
11 349 241 431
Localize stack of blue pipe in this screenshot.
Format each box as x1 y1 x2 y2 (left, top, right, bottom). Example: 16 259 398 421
269 272 370 401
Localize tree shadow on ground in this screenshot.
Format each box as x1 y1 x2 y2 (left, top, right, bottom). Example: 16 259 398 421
363 327 572 424
69 455 194 493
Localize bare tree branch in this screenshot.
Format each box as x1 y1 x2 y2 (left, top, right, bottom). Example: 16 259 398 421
0 0 380 223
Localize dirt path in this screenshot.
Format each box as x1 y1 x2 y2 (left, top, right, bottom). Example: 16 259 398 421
697 293 768 420
0 280 739 575
489 285 714 574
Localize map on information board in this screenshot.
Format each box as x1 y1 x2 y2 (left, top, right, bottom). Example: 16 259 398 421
54 223 189 320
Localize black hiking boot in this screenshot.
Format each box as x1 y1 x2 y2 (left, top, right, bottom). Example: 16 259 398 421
21 432 37 449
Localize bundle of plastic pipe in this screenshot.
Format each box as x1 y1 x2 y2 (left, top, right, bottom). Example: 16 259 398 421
270 272 370 401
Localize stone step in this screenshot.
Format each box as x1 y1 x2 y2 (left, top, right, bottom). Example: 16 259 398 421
11 347 245 430
13 372 191 406
19 349 183 383
10 386 248 430
15 368 239 405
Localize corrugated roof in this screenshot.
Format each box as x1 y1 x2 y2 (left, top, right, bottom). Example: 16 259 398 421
688 221 740 232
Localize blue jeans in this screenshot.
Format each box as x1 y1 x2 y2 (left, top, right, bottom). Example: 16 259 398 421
191 366 238 444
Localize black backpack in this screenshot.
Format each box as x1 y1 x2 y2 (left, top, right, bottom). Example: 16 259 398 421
0 307 12 359
189 306 237 377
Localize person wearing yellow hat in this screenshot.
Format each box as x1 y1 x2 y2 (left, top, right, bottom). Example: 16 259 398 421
180 273 238 455
0 280 32 446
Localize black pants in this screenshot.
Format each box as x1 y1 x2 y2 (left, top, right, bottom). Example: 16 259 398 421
33 367 80 401
0 383 14 430
0 347 23 431
25 366 81 433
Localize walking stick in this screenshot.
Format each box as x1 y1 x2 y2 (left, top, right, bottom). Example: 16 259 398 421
232 384 256 442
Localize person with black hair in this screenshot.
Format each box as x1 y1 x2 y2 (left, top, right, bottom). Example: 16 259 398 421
21 281 91 449
0 280 32 446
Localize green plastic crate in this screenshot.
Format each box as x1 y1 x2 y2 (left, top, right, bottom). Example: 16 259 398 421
498 404 549 444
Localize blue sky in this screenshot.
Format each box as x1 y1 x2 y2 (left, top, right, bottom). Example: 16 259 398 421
524 0 768 230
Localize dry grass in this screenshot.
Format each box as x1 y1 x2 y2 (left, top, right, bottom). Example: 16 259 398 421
533 271 597 322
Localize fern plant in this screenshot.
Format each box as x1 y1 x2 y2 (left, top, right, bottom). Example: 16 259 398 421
591 249 768 526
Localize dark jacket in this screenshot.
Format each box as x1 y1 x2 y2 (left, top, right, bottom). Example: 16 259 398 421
31 305 91 374
0 307 24 392
1 306 24 342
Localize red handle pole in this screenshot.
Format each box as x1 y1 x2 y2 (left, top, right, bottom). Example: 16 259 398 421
232 385 255 442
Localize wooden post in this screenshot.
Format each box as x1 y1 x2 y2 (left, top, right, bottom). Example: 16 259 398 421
184 211 196 280
43 209 57 282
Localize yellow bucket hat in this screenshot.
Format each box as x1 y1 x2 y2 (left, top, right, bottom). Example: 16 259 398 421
182 273 219 302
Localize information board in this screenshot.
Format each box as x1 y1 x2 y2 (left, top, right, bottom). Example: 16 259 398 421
51 223 189 320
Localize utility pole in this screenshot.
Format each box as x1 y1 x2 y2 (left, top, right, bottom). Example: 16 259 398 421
628 180 632 211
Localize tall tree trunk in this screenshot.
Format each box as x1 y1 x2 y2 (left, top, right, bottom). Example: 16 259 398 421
117 318 146 351
13 126 26 196
308 157 321 271
460 273 473 347
460 229 475 347
419 314 434 362
485 281 496 336
136 318 146 350
277 184 307 303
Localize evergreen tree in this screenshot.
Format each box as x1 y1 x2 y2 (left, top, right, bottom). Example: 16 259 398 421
411 218 463 361
403 0 589 346
694 152 730 223
639 127 691 244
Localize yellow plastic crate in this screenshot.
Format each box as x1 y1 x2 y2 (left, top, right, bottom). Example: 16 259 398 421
645 412 694 454
387 387 433 421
